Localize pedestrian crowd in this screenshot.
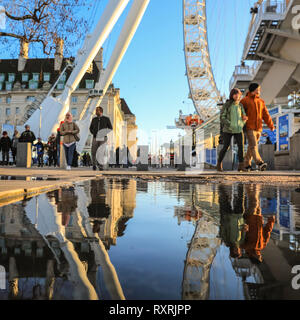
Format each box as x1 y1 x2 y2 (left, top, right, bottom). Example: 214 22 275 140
0 106 115 171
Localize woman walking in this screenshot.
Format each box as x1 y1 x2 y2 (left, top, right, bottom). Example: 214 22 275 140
59 112 80 170
217 88 248 172
11 129 20 165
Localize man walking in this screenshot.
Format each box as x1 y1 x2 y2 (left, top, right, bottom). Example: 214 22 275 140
89 106 113 171
240 83 274 171
19 125 36 144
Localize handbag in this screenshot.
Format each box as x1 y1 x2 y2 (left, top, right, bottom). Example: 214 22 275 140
73 122 80 142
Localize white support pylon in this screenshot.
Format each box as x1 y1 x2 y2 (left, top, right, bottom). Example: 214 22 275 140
23 0 130 141
76 0 151 153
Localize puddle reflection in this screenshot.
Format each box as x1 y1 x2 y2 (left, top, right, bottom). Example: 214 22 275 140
0 179 299 300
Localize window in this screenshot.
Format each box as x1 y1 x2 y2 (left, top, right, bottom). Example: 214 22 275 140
26 96 36 102
85 80 94 89
6 108 11 116
16 107 20 114
71 108 77 117
8 73 15 82
29 80 38 90
0 83 3 90
71 96 78 104
0 74 5 82
60 73 67 82
22 73 29 82
43 73 51 82
57 82 65 90
32 73 39 81
5 82 12 91
6 97 11 104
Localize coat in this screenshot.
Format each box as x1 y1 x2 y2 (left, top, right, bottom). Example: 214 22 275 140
0 136 12 152
241 215 275 257
89 115 113 138
19 130 36 143
59 121 80 144
240 92 274 132
220 100 247 134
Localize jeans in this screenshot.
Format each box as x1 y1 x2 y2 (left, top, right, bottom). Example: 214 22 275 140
91 137 107 167
2 151 9 164
63 143 76 166
244 130 263 167
218 132 244 164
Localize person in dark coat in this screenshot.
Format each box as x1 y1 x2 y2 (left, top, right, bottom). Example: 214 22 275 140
11 130 20 165
0 131 12 165
19 125 36 144
89 106 113 171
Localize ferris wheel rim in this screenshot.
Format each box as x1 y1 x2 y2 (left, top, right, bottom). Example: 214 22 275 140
183 0 221 121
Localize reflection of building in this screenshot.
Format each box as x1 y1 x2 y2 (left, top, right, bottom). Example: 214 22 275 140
0 177 136 300
0 201 73 300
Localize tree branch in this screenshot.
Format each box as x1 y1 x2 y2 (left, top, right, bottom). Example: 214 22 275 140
0 32 25 40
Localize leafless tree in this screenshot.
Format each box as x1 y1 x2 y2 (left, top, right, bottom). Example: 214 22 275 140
0 0 94 56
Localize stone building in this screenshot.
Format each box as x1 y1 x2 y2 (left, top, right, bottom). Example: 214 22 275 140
0 47 138 159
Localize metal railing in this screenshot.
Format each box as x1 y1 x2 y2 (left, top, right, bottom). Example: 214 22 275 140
229 61 263 90
243 0 292 60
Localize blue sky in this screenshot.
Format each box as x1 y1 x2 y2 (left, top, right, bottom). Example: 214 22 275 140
1 0 257 145
94 0 256 144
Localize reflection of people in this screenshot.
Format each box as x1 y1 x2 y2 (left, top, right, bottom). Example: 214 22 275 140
242 184 275 263
240 83 275 171
219 184 248 258
87 180 110 219
57 187 78 226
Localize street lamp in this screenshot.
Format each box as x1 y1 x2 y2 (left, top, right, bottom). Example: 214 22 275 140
38 105 42 138
170 139 174 168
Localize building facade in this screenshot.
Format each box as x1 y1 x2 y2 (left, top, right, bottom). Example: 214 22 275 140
0 48 137 159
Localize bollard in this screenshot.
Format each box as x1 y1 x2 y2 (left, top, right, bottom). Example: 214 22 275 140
16 142 32 168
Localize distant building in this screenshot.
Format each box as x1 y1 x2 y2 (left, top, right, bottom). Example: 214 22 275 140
0 46 137 158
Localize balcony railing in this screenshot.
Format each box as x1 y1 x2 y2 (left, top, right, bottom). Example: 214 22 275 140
229 61 263 90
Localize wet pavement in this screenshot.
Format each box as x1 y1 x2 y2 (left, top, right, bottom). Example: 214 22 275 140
0 176 61 181
0 178 299 300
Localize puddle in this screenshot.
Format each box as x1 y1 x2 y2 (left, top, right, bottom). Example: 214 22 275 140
0 179 299 300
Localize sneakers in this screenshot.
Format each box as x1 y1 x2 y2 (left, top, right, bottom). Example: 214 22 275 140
258 162 267 171
93 165 97 171
66 165 71 170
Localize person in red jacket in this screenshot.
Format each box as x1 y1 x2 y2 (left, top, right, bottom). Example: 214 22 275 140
241 184 275 263
240 83 275 171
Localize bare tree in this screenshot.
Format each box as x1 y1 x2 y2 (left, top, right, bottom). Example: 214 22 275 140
0 0 94 56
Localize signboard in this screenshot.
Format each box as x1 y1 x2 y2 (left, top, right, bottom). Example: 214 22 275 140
260 197 277 215
1 124 14 139
279 191 290 229
260 129 277 144
269 106 281 117
277 113 294 151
